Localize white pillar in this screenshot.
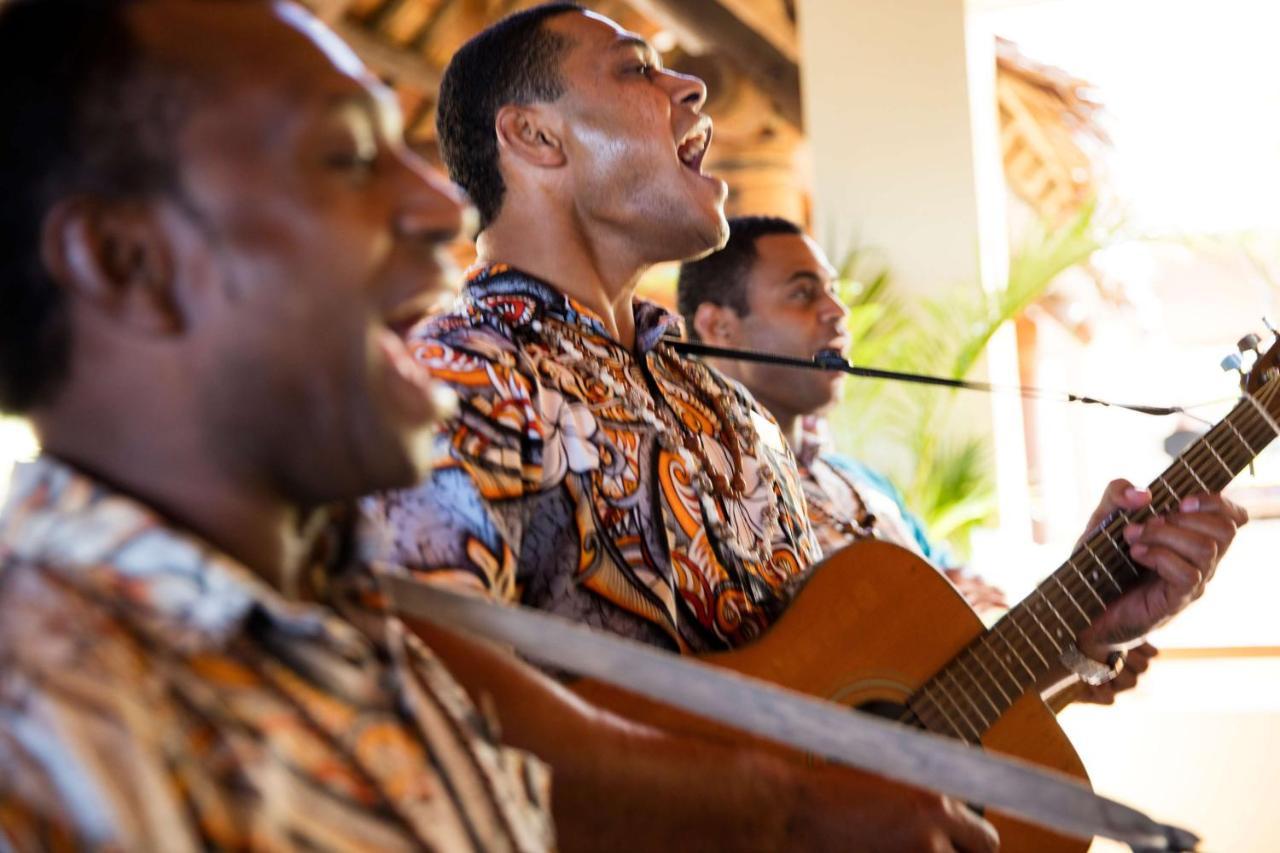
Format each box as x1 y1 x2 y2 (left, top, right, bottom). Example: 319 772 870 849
797 0 1033 542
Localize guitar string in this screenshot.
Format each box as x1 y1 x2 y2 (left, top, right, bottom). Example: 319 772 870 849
915 379 1279 736
913 378 1280 736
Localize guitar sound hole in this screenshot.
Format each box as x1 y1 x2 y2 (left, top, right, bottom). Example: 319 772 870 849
857 698 918 727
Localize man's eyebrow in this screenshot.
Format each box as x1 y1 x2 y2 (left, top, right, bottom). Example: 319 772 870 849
612 35 660 62
322 89 404 137
785 271 825 284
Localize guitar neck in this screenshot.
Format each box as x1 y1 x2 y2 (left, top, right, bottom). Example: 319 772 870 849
909 376 1280 742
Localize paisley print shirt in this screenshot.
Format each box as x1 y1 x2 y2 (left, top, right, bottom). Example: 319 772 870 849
362 266 821 653
0 456 553 852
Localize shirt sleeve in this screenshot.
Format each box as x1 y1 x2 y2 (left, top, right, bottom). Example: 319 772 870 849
359 333 543 603
360 458 524 601
0 790 90 853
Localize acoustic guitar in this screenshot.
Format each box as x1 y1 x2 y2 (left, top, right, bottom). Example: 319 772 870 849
575 332 1280 852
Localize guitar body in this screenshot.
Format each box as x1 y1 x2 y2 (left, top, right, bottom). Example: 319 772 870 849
575 540 1089 852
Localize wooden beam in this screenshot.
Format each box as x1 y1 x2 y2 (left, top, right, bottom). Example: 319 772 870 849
333 21 442 92
716 0 798 64
626 0 803 129
310 0 355 24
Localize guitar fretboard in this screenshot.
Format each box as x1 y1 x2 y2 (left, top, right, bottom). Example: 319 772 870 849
907 374 1280 743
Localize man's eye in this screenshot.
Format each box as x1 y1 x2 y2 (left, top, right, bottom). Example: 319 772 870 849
629 62 651 76
326 150 377 174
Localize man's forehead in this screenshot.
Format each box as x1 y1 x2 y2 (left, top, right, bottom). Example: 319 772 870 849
755 233 837 280
275 0 368 80
129 0 375 100
549 10 654 59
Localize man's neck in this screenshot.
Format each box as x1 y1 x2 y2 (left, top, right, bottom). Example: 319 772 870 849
36 414 317 598
705 357 804 452
478 211 650 350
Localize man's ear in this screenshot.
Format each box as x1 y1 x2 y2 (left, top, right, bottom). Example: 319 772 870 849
495 104 567 169
40 196 182 335
693 302 741 347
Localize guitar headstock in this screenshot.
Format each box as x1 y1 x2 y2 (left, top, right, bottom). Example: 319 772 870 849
1224 327 1280 395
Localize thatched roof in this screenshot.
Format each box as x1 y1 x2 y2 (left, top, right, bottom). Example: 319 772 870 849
997 36 1109 226
303 0 1106 228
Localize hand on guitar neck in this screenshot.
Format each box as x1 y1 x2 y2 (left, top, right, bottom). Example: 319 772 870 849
1070 479 1247 667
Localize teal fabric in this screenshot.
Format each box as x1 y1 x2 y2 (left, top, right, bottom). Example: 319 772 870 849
819 452 957 570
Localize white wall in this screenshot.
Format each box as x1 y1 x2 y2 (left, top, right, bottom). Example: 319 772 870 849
796 0 1032 536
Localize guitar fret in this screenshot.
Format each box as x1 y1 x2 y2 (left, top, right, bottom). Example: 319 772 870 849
1049 573 1092 621
1081 542 1124 594
991 624 1038 680
1177 457 1209 493
1022 599 1065 654
954 657 1004 719
1063 557 1107 607
911 690 950 737
1243 391 1280 438
1156 473 1182 503
966 649 1014 706
912 690 957 739
1225 418 1258 456
1202 436 1233 478
1033 588 1077 639
1005 612 1051 668
1099 525 1142 579
925 680 980 742
978 634 1025 691
943 668 992 733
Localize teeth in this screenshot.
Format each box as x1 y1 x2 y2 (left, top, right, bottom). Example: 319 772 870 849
678 130 708 166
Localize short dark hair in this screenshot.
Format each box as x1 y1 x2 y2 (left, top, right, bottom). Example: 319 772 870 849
0 0 188 412
676 215 804 339
436 3 582 230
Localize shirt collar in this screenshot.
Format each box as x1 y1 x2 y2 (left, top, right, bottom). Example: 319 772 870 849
795 415 830 469
0 455 370 656
460 263 684 355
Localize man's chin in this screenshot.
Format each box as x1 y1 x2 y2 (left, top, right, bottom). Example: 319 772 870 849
672 207 730 263
382 424 438 489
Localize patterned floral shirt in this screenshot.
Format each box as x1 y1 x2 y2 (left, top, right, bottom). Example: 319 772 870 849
362 266 821 653
0 456 553 852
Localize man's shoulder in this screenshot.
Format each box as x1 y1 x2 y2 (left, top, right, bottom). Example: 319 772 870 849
0 560 165 701
0 561 186 846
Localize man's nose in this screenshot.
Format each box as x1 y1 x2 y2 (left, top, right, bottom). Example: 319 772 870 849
393 153 466 243
663 68 708 112
820 289 850 323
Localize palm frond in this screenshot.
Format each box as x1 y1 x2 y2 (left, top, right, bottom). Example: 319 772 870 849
826 200 1108 556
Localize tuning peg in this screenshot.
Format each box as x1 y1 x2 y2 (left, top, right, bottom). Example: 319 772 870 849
1222 353 1245 375
1238 333 1263 356
1265 317 1279 339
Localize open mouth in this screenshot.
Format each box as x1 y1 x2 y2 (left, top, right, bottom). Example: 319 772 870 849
384 292 452 340
677 121 712 174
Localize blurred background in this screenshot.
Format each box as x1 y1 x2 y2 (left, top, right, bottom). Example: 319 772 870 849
5 0 1278 847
